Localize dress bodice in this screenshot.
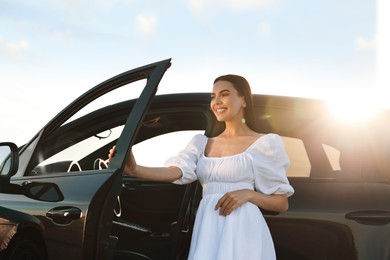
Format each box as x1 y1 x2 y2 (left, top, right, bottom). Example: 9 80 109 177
165 134 294 197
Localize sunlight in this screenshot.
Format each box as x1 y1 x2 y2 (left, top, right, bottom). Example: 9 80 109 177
328 0 390 125
327 95 379 124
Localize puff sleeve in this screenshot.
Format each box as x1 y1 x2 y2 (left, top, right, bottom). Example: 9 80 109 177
164 134 206 185
249 134 294 197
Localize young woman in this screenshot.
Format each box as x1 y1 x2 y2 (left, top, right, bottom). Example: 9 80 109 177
109 74 294 260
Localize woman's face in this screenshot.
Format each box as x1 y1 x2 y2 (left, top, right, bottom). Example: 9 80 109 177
211 80 246 123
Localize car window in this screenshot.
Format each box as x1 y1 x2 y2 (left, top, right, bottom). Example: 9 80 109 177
133 130 205 167
322 144 341 171
30 122 341 179
281 137 342 178
282 136 311 177
64 79 147 126
32 126 124 175
26 75 151 176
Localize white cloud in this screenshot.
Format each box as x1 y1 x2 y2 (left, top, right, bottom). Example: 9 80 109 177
226 0 272 11
187 0 273 14
43 0 111 12
356 36 376 50
136 14 157 36
258 22 270 35
187 0 206 12
0 36 29 55
51 29 73 43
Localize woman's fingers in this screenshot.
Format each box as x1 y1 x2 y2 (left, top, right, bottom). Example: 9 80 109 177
215 192 241 216
219 200 237 216
215 190 251 216
108 145 116 160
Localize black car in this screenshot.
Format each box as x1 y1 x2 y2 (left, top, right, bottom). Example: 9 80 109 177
1 59 390 260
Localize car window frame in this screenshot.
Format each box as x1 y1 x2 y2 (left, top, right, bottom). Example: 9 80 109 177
12 59 172 178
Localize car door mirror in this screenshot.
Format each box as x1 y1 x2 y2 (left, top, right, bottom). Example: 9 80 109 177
0 142 19 176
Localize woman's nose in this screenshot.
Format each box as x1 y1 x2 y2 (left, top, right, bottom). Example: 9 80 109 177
210 96 222 108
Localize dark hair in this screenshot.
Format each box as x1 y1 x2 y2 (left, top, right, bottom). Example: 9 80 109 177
213 74 257 132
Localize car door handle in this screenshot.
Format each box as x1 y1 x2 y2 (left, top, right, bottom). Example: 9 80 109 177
345 210 390 225
47 206 82 225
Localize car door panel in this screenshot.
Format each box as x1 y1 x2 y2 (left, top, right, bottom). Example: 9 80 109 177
267 178 390 260
120 180 185 230
112 178 187 259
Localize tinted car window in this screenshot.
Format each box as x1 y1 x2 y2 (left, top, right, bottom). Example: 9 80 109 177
32 126 124 175
64 79 147 125
26 77 150 176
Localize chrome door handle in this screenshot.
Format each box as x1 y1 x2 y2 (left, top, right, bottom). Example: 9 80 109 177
47 206 82 224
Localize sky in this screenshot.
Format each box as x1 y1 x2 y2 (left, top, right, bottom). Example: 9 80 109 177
0 0 388 146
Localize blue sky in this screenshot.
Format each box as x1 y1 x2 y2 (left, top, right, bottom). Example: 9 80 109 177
0 0 388 145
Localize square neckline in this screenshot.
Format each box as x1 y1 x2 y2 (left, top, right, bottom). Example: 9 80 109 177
202 134 267 159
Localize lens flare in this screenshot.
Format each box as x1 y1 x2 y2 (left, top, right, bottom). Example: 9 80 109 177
327 97 379 124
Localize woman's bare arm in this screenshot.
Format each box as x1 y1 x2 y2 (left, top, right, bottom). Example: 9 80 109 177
126 164 183 182
215 189 289 216
109 146 182 182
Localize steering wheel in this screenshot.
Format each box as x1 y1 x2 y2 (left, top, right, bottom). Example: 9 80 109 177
67 161 82 172
93 158 109 170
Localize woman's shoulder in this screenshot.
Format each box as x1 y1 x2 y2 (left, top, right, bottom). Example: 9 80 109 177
262 133 283 143
185 134 208 151
248 133 285 152
190 133 208 143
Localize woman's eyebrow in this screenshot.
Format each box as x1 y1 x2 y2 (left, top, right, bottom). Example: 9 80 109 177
211 89 230 95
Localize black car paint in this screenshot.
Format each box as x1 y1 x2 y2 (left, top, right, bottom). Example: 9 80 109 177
0 206 45 259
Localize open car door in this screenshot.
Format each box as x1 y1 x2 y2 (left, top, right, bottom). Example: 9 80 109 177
2 59 171 260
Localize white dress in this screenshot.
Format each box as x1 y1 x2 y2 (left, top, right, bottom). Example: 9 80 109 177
164 134 294 260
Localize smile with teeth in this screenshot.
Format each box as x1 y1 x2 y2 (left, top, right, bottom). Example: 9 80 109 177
216 108 227 113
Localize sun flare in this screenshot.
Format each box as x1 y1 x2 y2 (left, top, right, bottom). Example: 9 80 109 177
327 97 380 124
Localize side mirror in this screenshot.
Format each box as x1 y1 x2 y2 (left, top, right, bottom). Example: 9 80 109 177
0 143 63 202
0 142 19 176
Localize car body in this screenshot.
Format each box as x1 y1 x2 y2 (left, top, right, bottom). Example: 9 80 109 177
1 59 390 260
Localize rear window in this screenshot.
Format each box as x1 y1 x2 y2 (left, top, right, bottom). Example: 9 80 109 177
282 137 342 178
282 137 311 177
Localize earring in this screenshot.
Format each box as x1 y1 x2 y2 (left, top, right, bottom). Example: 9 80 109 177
241 118 246 124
